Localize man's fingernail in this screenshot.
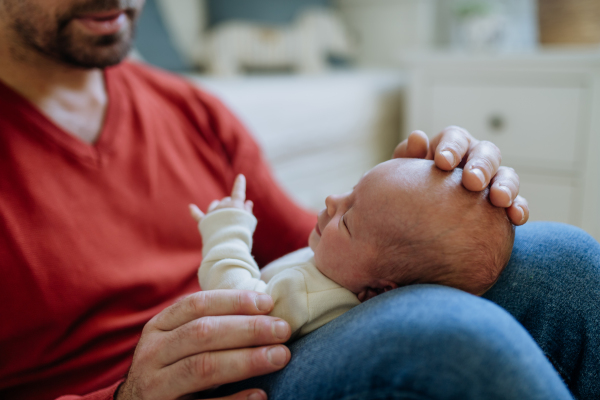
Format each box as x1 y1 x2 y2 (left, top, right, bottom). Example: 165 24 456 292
471 167 486 188
441 150 455 166
272 320 289 340
498 185 512 206
267 346 287 366
255 295 272 312
248 392 265 400
518 206 525 224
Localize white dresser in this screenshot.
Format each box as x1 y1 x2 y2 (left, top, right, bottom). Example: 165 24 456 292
399 51 600 240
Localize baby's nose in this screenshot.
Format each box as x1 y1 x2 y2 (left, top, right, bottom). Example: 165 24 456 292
325 195 340 216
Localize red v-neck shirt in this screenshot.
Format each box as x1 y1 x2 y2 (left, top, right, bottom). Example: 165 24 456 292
0 62 316 400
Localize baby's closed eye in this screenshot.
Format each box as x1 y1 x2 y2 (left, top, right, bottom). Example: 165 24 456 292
341 215 351 236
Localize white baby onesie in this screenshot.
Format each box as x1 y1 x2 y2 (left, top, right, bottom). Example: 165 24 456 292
198 208 360 339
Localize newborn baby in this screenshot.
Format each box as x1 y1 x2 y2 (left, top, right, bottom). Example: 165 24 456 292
190 158 515 339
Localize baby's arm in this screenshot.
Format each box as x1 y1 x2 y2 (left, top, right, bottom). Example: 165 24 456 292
191 175 358 338
191 175 267 292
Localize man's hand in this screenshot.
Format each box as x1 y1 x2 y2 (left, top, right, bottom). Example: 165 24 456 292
116 290 291 400
190 175 253 223
393 126 529 226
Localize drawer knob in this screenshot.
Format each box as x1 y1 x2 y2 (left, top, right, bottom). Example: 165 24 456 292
488 115 506 133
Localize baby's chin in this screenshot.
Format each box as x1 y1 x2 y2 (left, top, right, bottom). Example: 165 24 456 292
308 229 319 252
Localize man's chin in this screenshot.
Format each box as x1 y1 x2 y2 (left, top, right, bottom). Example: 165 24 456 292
60 50 130 69
56 36 133 69
53 16 135 69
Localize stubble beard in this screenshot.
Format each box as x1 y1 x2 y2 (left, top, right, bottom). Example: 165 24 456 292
4 0 141 69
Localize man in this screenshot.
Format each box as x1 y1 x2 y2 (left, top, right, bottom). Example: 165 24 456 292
0 1 598 399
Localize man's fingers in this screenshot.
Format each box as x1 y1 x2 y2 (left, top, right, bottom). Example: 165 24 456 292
489 166 520 208
430 126 473 171
393 130 429 159
122 292 279 400
507 195 529 226
204 389 267 400
392 140 408 159
164 345 290 397
462 140 502 191
158 315 291 365
231 174 246 202
189 204 204 222
245 200 254 213
150 290 274 332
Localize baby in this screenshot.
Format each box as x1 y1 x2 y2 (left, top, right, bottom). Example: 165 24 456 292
190 158 515 339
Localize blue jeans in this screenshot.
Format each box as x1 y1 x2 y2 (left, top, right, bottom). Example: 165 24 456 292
483 222 600 399
201 223 600 399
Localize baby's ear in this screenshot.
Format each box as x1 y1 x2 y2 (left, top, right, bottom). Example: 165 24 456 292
357 282 399 302
357 288 379 302
382 282 398 292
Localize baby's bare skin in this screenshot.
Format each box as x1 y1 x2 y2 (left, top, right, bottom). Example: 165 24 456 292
309 158 513 300
394 128 529 225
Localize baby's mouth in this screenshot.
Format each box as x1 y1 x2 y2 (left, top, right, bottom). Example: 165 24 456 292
315 223 321 236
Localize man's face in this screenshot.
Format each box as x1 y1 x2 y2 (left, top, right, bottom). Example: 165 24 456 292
0 0 145 68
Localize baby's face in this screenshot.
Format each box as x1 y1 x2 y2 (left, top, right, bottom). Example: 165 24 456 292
308 158 498 298
309 158 431 295
307 178 380 296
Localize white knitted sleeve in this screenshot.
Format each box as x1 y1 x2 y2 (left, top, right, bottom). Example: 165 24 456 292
198 209 358 339
198 209 267 292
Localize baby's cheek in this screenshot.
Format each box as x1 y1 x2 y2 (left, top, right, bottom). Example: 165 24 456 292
308 230 320 252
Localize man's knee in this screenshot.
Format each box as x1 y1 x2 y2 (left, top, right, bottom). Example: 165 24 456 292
286 285 570 399
498 222 600 300
334 285 543 364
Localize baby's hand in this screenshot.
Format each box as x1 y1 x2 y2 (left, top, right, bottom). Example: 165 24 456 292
189 174 254 222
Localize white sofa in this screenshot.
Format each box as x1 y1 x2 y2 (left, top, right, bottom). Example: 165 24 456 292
190 71 405 210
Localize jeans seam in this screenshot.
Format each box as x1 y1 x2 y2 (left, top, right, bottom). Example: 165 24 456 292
339 389 434 400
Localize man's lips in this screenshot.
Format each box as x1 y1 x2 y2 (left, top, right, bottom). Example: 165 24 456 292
74 11 128 35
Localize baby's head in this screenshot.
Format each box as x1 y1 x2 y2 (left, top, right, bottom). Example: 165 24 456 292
308 158 514 300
